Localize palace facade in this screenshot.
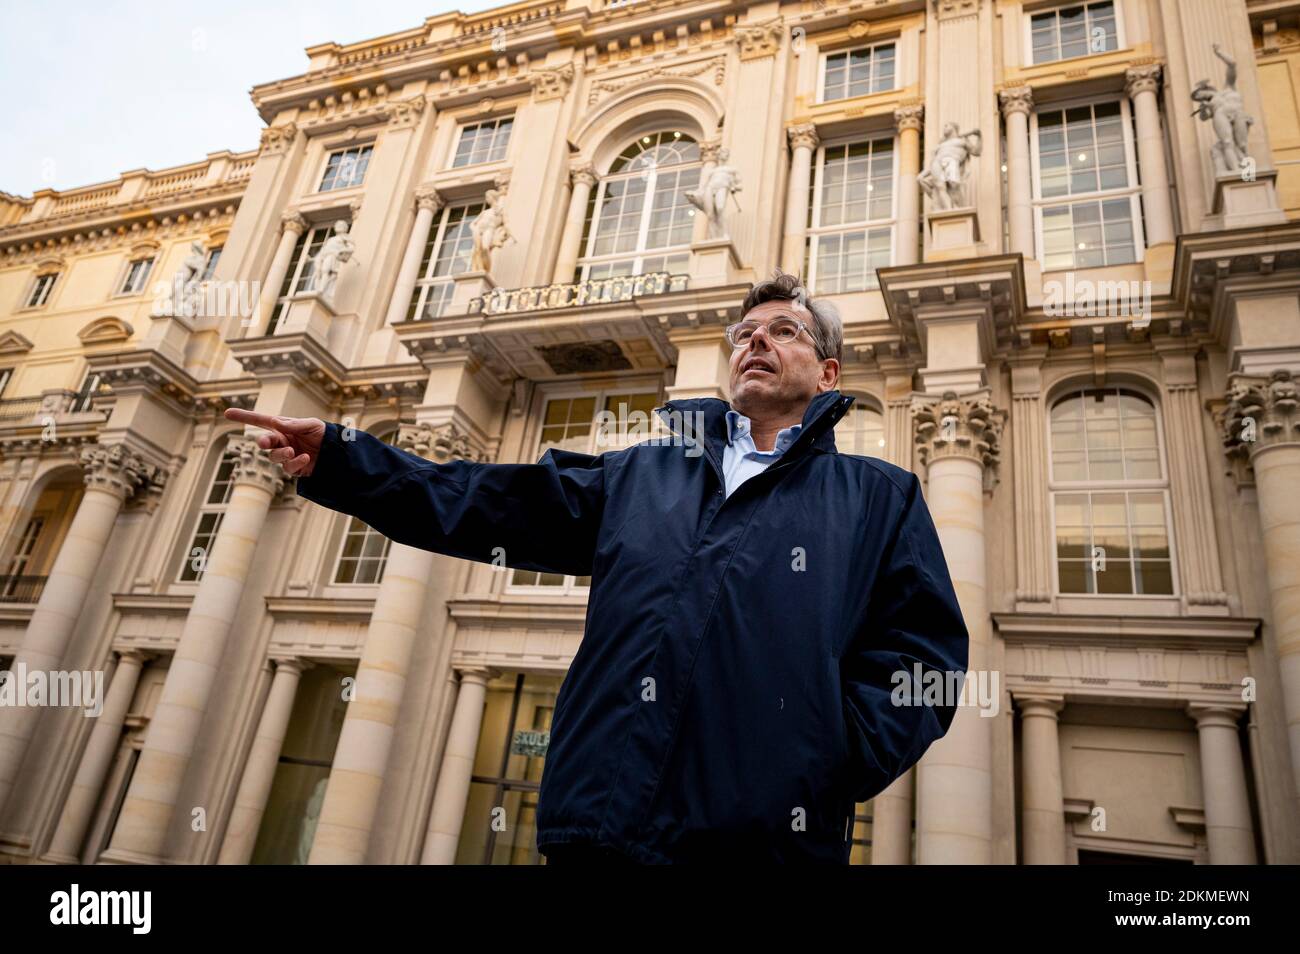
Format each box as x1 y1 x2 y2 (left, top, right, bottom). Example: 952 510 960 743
1 0 1299 864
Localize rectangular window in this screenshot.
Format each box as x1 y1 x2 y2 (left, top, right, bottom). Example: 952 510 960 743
452 117 514 168
318 144 373 192
1030 1 1118 64
71 371 103 413
405 203 483 322
267 222 342 334
1032 100 1142 269
805 137 896 294
201 247 222 281
26 273 57 308
177 446 239 582
117 258 154 296
822 43 897 101
1054 491 1172 595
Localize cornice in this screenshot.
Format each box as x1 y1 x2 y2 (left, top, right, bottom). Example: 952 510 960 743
0 201 239 265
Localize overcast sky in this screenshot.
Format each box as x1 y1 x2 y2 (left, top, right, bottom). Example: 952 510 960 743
0 1 507 197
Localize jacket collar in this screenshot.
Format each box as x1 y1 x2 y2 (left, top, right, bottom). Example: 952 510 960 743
656 389 855 463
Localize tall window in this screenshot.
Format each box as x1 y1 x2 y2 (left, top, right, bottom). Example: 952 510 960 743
117 257 155 296
405 203 484 322
835 402 886 457
201 247 223 281
1049 387 1173 596
26 272 58 308
318 144 373 192
508 389 659 592
333 428 398 584
1 515 45 602
178 443 240 583
805 136 895 294
1029 1 1118 64
0 367 11 397
575 131 699 285
268 221 344 334
1032 100 1142 270
452 117 514 167
71 371 103 413
821 43 897 101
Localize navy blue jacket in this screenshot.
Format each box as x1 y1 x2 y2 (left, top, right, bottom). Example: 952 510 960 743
296 388 968 864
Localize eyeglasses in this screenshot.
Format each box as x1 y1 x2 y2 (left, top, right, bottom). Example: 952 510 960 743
725 316 816 350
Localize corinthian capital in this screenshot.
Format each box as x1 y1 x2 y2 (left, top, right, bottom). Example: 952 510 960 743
787 122 820 152
414 184 445 213
396 421 486 464
227 434 287 497
280 209 308 236
78 443 165 502
570 163 598 189
733 20 784 60
1220 369 1300 485
998 86 1033 117
1124 63 1162 98
259 123 298 156
912 390 1004 489
894 104 924 132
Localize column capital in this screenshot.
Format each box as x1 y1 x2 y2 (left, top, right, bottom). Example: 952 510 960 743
227 434 287 497
569 163 598 189
1124 62 1163 98
396 420 488 464
77 442 167 502
732 19 784 60
456 666 497 686
912 390 1004 485
280 210 308 236
998 85 1034 117
1186 702 1247 728
1220 369 1300 484
270 656 314 676
413 184 444 213
386 95 428 129
787 122 820 152
258 122 298 156
1016 694 1066 718
115 649 156 667
894 103 925 132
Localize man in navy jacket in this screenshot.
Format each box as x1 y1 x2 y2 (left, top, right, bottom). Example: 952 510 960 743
225 268 969 865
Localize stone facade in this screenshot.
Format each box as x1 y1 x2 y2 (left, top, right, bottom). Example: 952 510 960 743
0 0 1297 864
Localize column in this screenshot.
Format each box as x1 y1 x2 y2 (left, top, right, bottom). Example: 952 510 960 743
894 104 924 266
1125 65 1175 247
420 667 493 865
551 164 597 284
870 770 913 864
217 657 309 865
44 650 150 863
1222 370 1300 817
911 391 1003 864
0 444 158 820
999 87 1034 258
103 434 283 862
781 123 820 275
1009 353 1053 607
1188 704 1257 864
1018 695 1067 864
251 211 307 336
308 423 482 864
383 187 443 326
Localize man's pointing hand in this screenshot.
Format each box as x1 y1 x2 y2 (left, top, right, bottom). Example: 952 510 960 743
224 408 326 478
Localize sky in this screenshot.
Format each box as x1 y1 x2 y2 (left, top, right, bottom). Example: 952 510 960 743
0 0 508 197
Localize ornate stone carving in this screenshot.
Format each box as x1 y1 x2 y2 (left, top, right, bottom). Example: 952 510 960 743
227 434 287 497
78 442 165 501
1220 369 1300 486
934 0 979 20
733 20 784 60
529 64 575 102
787 122 820 152
586 56 725 106
998 86 1033 118
570 163 597 189
894 104 925 132
259 123 298 156
386 96 428 129
414 184 444 214
396 421 485 463
912 391 1004 490
280 210 308 236
1124 64 1162 99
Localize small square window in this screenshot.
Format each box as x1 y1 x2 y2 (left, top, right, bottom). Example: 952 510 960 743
822 43 896 101
1030 2 1118 65
26 273 57 308
118 258 155 296
452 117 514 168
319 145 373 192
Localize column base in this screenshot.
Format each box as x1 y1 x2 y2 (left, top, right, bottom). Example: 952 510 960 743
689 237 753 287
1206 171 1287 230
926 207 981 260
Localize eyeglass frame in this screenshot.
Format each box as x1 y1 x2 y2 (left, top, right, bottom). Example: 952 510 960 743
724 314 823 357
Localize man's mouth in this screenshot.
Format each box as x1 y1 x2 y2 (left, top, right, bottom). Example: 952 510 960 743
741 358 776 376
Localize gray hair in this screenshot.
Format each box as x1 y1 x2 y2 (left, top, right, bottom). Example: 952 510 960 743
739 267 843 364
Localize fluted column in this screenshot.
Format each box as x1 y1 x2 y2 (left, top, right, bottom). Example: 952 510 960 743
894 105 924 266
1018 695 1067 864
0 444 159 820
551 164 597 284
218 657 310 864
1221 370 1300 816
252 211 307 335
421 667 493 864
911 391 1003 864
384 186 444 326
44 650 151 863
309 423 483 864
781 124 820 275
999 87 1035 258
103 434 283 862
1126 64 1175 247
1188 704 1257 864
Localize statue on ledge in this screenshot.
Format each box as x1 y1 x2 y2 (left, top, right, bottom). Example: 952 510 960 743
309 220 355 303
470 189 516 273
685 148 743 238
917 123 982 211
1191 43 1255 176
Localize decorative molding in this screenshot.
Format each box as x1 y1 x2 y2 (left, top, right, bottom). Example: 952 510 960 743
787 122 820 152
1220 369 1300 487
529 63 575 102
413 184 445 213
78 442 167 502
280 210 308 236
894 104 924 132
0 330 35 357
586 55 725 106
77 316 134 346
934 0 980 21
732 19 784 60
396 420 488 463
998 86 1033 117
227 433 287 497
1124 63 1162 98
258 122 299 156
569 163 598 189
386 95 428 129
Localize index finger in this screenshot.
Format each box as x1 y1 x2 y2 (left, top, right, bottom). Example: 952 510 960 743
224 407 283 431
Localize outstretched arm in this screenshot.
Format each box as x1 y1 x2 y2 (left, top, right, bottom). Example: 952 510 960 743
1213 43 1237 86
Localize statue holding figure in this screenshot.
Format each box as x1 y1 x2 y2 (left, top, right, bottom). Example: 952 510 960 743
1191 43 1255 176
309 220 355 302
917 123 983 211
171 240 207 316
470 189 516 273
685 148 743 238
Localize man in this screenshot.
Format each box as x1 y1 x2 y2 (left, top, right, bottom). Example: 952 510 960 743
225 268 969 865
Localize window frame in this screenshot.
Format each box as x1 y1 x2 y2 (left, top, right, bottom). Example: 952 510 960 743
200 246 223 282
1023 0 1124 66
1029 94 1146 270
404 201 484 323
804 131 899 294
317 143 374 194
267 220 346 333
115 256 156 298
451 116 515 169
175 441 241 584
817 40 900 103
1044 384 1180 599
24 271 59 310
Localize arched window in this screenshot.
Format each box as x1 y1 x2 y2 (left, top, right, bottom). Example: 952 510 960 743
332 427 399 584
834 401 886 457
1048 386 1173 595
575 131 701 284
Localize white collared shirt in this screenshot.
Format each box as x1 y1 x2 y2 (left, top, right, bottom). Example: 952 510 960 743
720 409 803 498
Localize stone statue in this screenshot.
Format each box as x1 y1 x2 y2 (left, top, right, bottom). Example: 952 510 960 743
1191 43 1255 176
470 189 516 273
685 148 743 238
917 123 983 211
172 240 207 316
309 220 355 302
